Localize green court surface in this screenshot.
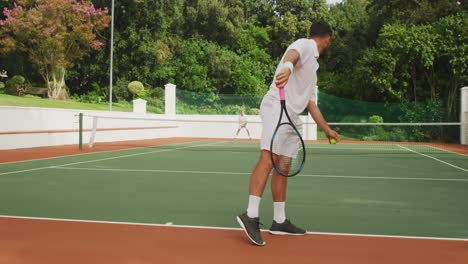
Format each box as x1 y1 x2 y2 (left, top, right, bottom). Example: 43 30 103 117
1 140 468 239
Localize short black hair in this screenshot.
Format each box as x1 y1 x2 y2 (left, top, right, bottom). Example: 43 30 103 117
309 21 333 37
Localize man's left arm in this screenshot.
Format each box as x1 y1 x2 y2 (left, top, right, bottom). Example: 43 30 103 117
307 100 339 142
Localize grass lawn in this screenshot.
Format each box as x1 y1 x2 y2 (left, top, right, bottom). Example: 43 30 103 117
0 93 161 113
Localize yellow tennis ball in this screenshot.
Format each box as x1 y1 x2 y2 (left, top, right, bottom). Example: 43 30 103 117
330 138 337 144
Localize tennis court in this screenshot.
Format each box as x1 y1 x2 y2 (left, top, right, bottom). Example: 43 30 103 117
1 138 467 263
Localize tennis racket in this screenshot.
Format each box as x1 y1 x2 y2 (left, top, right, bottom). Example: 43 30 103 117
270 87 306 177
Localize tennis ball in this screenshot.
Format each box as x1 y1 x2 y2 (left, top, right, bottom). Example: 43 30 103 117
330 138 337 144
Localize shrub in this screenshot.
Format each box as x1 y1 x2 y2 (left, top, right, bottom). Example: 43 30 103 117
5 75 25 95
128 81 144 98
248 108 260 115
340 115 368 122
199 107 218 114
222 105 244 114
368 115 384 123
145 97 163 107
137 89 148 99
147 87 164 98
112 79 130 102
73 90 104 104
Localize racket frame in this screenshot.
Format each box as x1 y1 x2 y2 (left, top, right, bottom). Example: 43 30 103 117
269 88 306 177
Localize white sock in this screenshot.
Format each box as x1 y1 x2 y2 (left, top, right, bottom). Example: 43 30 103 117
273 202 286 223
246 195 261 218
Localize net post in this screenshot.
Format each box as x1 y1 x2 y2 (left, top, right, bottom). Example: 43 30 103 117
88 116 98 148
461 87 468 145
78 113 83 150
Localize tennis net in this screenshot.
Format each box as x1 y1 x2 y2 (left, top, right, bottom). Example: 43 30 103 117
77 113 467 155
313 122 467 155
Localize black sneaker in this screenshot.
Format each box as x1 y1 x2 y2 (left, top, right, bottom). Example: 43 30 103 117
269 219 306 235
236 212 266 246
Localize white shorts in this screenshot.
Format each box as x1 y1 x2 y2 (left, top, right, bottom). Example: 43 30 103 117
260 96 303 153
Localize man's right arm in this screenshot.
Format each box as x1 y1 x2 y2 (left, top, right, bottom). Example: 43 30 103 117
275 49 300 88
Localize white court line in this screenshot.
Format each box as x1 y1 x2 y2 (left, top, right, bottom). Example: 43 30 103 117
0 141 200 165
0 141 224 176
50 167 468 182
397 145 468 173
0 167 55 177
0 215 467 242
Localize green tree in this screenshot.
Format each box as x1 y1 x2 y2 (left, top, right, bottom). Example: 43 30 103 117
321 0 371 99
267 0 330 57
242 0 273 26
434 13 468 119
67 0 185 96
0 0 110 99
356 23 439 102
233 24 274 95
184 0 244 46
172 38 213 93
367 0 465 40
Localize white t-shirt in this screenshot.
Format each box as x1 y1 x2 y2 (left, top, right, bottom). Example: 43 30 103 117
264 39 319 116
239 115 247 126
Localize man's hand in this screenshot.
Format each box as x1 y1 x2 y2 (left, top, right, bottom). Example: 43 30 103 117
325 128 340 143
275 67 292 88
275 49 300 88
308 101 340 144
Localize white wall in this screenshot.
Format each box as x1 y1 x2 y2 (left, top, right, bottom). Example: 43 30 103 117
0 106 317 150
0 106 177 149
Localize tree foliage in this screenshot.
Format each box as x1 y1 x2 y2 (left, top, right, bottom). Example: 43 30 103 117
0 0 466 121
0 0 110 99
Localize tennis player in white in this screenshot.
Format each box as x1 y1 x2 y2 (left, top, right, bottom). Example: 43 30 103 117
237 21 340 246
235 110 252 140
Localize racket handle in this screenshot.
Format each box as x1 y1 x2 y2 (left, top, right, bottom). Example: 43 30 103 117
279 87 285 101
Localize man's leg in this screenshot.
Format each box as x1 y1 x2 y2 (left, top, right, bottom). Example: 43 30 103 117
237 150 272 246
238 96 277 245
271 167 287 201
246 128 252 139
271 164 287 224
249 150 273 198
269 171 305 235
269 143 306 236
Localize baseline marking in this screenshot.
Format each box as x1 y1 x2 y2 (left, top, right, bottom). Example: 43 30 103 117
0 215 467 242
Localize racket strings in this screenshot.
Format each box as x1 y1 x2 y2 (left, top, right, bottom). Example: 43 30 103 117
271 123 305 177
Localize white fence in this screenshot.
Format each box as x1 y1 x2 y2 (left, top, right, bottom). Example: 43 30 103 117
0 106 317 150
